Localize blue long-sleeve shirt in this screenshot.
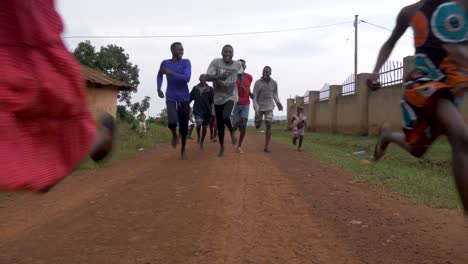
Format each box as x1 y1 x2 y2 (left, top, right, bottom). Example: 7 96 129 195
156 59 191 102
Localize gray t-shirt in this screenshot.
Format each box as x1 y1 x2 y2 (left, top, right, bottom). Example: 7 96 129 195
253 78 281 112
207 58 244 105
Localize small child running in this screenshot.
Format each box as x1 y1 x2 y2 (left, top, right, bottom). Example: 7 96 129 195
291 105 307 152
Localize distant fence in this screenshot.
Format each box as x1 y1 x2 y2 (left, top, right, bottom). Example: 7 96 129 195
379 60 404 87
287 56 423 135
341 74 355 96
319 88 330 101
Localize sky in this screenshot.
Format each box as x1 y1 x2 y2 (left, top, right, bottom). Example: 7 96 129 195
56 0 416 118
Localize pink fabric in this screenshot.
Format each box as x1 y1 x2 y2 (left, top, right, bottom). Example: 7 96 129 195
0 0 95 191
293 127 305 137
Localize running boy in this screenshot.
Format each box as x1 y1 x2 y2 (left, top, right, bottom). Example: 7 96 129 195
190 74 214 149
205 44 244 157
137 111 147 134
253 66 283 153
156 42 191 160
291 105 307 152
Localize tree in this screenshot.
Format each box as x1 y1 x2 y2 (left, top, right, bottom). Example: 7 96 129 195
73 41 139 105
73 41 98 68
116 105 134 123
158 108 168 126
130 102 141 116
139 96 151 113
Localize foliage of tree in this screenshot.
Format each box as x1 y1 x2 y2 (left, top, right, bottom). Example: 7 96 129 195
158 108 168 126
73 40 140 106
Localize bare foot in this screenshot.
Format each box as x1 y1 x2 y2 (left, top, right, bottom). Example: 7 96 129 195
218 145 225 157
373 123 391 161
90 113 116 162
42 113 115 193
231 134 238 146
171 134 177 148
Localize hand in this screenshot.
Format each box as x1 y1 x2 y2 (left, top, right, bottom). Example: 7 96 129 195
367 73 381 91
220 71 230 81
249 92 254 99
162 67 173 76
277 103 283 111
157 90 165 99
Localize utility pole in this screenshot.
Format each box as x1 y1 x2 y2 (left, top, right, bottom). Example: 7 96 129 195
354 15 359 82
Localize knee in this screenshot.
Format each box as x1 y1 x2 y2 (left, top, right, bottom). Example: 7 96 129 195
450 135 468 152
265 121 272 130
239 119 247 128
222 117 231 124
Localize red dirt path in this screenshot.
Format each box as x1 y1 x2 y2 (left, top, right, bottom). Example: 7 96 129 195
0 136 467 263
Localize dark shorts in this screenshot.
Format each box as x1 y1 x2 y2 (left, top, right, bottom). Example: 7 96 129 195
166 100 190 136
194 114 210 127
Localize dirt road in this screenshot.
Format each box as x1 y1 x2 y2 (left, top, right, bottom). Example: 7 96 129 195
0 136 467 263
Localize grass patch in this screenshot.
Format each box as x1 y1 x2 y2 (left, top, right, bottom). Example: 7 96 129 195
78 121 171 170
268 125 461 210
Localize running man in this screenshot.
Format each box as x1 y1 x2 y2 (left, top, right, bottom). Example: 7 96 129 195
253 66 283 153
1 0 115 192
368 0 468 212
157 42 192 160
232 59 254 154
190 74 214 149
205 45 244 157
291 105 307 152
137 111 147 134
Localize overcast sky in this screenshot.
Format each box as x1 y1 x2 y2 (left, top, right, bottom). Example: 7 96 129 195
56 0 415 118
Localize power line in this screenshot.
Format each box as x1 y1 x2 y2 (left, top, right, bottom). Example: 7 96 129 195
360 20 392 32
63 21 353 39
344 25 354 47
359 19 413 39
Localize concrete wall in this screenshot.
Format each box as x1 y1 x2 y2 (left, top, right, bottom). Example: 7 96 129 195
336 94 360 134
303 103 312 129
368 84 404 135
86 83 118 119
315 100 330 132
288 55 468 135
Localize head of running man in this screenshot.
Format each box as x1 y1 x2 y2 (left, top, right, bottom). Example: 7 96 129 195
239 59 246 71
199 74 207 85
221 45 234 64
262 66 272 81
171 42 184 61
